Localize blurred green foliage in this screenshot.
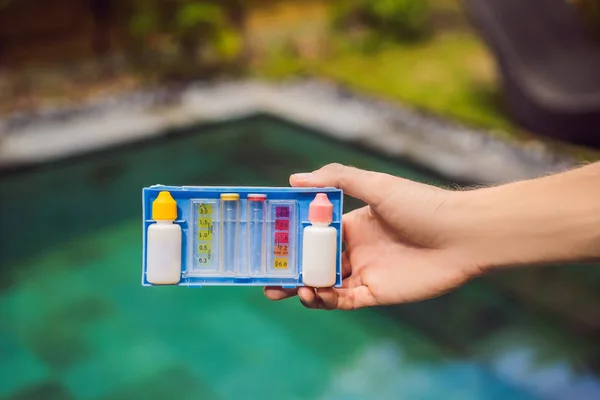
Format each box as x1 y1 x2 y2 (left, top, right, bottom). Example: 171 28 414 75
332 0 430 45
254 1 512 134
253 31 514 135
127 0 244 80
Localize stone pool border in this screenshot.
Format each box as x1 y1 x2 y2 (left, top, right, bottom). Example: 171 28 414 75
0 80 575 183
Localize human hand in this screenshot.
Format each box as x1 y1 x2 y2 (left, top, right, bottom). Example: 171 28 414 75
264 163 484 310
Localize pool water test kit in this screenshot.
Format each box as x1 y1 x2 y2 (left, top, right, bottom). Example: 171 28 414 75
142 186 343 288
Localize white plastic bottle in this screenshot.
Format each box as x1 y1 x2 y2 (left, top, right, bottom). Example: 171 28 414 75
302 193 337 287
146 191 182 285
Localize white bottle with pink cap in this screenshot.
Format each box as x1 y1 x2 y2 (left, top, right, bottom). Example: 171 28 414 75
301 193 337 287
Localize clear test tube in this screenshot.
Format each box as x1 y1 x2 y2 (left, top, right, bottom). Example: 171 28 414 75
247 194 266 275
220 193 240 274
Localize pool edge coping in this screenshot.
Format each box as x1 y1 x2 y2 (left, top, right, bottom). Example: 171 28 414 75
0 79 576 183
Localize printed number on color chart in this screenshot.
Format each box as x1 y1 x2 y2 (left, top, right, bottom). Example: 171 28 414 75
274 245 289 256
198 230 212 240
197 243 212 254
274 258 288 269
274 232 289 244
197 218 213 229
275 207 290 218
275 220 289 230
197 204 213 216
198 256 211 265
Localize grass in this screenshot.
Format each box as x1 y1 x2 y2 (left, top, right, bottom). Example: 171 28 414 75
251 30 515 135
249 3 600 160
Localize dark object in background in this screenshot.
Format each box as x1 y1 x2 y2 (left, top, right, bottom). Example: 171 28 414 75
464 0 600 148
89 0 111 55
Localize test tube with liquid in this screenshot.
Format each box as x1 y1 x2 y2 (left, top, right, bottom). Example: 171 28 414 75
220 193 239 274
247 194 266 275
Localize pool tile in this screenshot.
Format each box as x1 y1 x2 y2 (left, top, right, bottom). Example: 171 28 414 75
62 337 180 399
8 381 74 400
190 302 328 400
0 332 49 397
96 366 220 400
26 322 90 372
318 342 534 400
25 296 116 371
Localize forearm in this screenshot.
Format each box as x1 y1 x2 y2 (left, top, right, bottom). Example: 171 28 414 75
454 162 600 269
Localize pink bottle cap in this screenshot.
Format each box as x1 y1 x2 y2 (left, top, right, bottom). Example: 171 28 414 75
248 194 267 202
308 193 333 223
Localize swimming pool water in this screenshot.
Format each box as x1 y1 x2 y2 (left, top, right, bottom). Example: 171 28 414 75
1 114 599 400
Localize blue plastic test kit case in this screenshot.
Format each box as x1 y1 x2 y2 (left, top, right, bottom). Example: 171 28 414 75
142 185 343 288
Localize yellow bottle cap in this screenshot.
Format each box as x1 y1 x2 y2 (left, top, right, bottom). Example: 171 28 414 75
152 191 177 220
220 193 240 201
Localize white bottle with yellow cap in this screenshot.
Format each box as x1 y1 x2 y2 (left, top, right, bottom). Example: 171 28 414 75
146 191 182 285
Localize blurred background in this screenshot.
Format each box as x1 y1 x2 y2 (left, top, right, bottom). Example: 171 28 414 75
1 1 600 399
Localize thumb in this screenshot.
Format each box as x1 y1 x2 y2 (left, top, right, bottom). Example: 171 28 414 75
290 163 395 205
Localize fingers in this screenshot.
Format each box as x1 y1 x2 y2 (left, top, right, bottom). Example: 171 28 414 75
297 286 376 311
295 251 351 310
336 286 376 310
264 287 297 301
316 288 339 310
265 250 365 310
298 287 317 307
290 163 396 205
298 287 337 310
266 282 374 310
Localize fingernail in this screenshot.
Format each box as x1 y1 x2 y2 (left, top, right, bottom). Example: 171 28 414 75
292 173 312 180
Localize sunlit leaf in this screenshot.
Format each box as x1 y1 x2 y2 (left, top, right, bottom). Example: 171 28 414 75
176 2 224 31
214 28 241 60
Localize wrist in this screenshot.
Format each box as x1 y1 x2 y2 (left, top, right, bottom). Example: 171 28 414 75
449 169 600 272
450 186 540 271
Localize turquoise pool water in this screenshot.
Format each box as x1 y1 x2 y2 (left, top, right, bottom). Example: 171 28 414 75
1 115 599 399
